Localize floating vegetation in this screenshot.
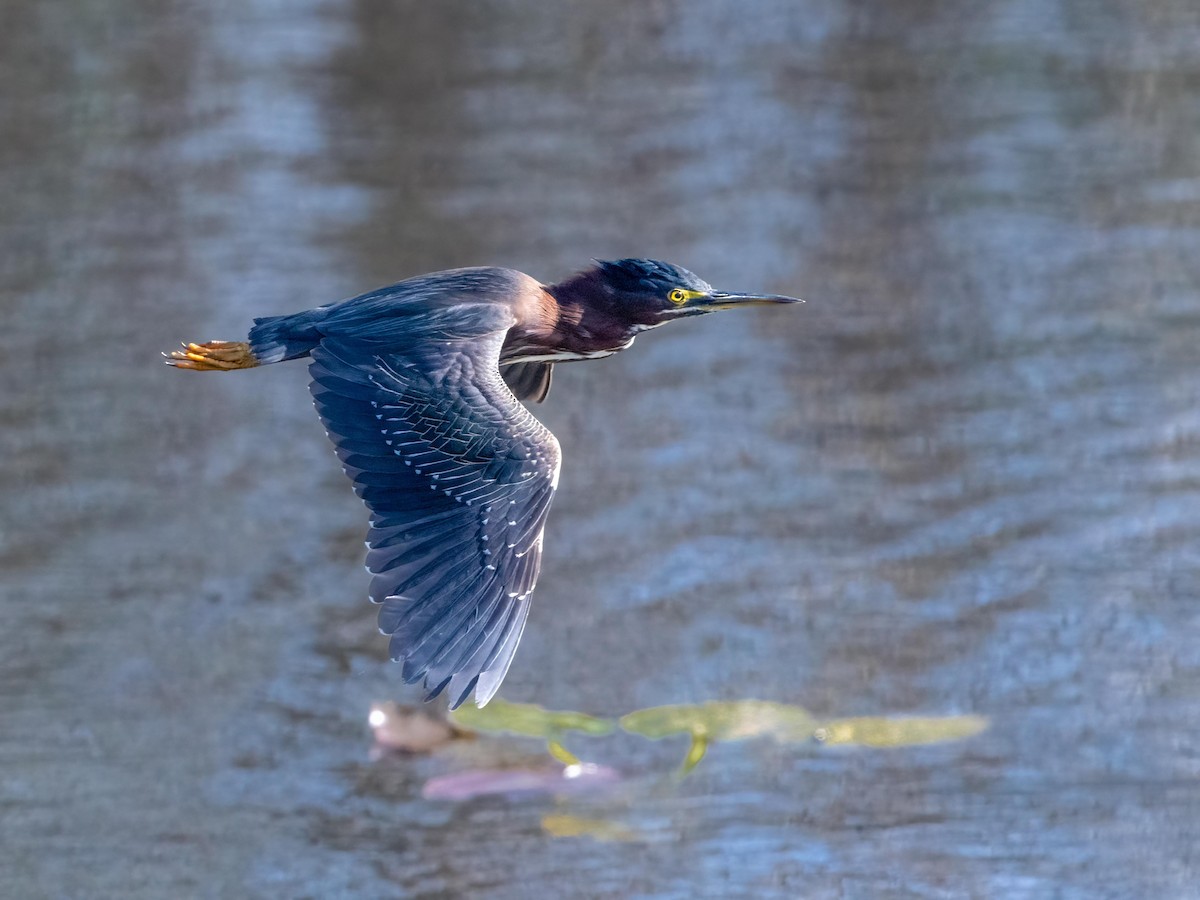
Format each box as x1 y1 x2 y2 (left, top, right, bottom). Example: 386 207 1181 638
450 697 614 765
813 715 988 748
621 700 819 772
620 700 817 741
409 697 988 781
451 698 615 738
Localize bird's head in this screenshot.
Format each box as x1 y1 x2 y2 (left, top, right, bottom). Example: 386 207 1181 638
588 258 802 329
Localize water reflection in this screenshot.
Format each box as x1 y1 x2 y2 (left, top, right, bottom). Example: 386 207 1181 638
422 763 619 802
540 813 639 843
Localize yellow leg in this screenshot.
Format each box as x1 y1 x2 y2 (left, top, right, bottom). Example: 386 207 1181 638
163 340 259 371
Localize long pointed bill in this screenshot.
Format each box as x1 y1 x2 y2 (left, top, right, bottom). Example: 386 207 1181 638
702 291 804 310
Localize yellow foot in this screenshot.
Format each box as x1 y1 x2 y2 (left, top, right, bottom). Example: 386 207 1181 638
163 340 259 371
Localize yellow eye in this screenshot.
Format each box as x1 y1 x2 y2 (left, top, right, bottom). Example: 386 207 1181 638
668 289 688 305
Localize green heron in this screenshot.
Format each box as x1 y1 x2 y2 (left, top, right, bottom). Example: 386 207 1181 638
166 259 801 708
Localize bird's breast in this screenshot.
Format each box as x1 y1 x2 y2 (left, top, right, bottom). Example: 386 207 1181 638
503 286 640 364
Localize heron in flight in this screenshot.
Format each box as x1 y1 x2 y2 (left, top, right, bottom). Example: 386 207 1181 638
167 259 801 708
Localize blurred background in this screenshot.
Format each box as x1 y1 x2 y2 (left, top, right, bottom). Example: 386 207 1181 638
2 1 1199 897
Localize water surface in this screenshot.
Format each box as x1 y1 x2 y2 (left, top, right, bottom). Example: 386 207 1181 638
2 1 1199 896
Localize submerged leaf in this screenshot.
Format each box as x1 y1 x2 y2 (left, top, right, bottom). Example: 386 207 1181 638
814 715 988 747
681 733 709 774
620 700 817 742
547 739 581 766
450 697 614 739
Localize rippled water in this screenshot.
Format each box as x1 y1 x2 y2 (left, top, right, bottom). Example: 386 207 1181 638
3 1 1199 897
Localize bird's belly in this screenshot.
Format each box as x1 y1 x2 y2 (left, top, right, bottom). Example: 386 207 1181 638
508 337 635 364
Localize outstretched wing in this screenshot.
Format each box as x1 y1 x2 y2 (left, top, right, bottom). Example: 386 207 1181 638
308 306 560 708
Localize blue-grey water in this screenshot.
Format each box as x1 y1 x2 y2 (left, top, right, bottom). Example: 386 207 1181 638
2 2 1199 897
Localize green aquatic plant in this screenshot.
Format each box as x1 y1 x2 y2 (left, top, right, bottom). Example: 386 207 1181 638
450 697 614 764
620 700 818 773
621 701 989 773
813 715 988 748
440 697 987 774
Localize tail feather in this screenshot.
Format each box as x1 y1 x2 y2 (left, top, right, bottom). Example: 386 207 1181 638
249 311 324 364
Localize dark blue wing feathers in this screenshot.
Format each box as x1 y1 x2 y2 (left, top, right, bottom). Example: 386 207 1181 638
305 305 559 708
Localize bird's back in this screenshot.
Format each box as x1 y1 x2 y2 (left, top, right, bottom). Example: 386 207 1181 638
249 266 546 364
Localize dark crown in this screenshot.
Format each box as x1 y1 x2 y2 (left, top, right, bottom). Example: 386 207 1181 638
594 258 712 294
